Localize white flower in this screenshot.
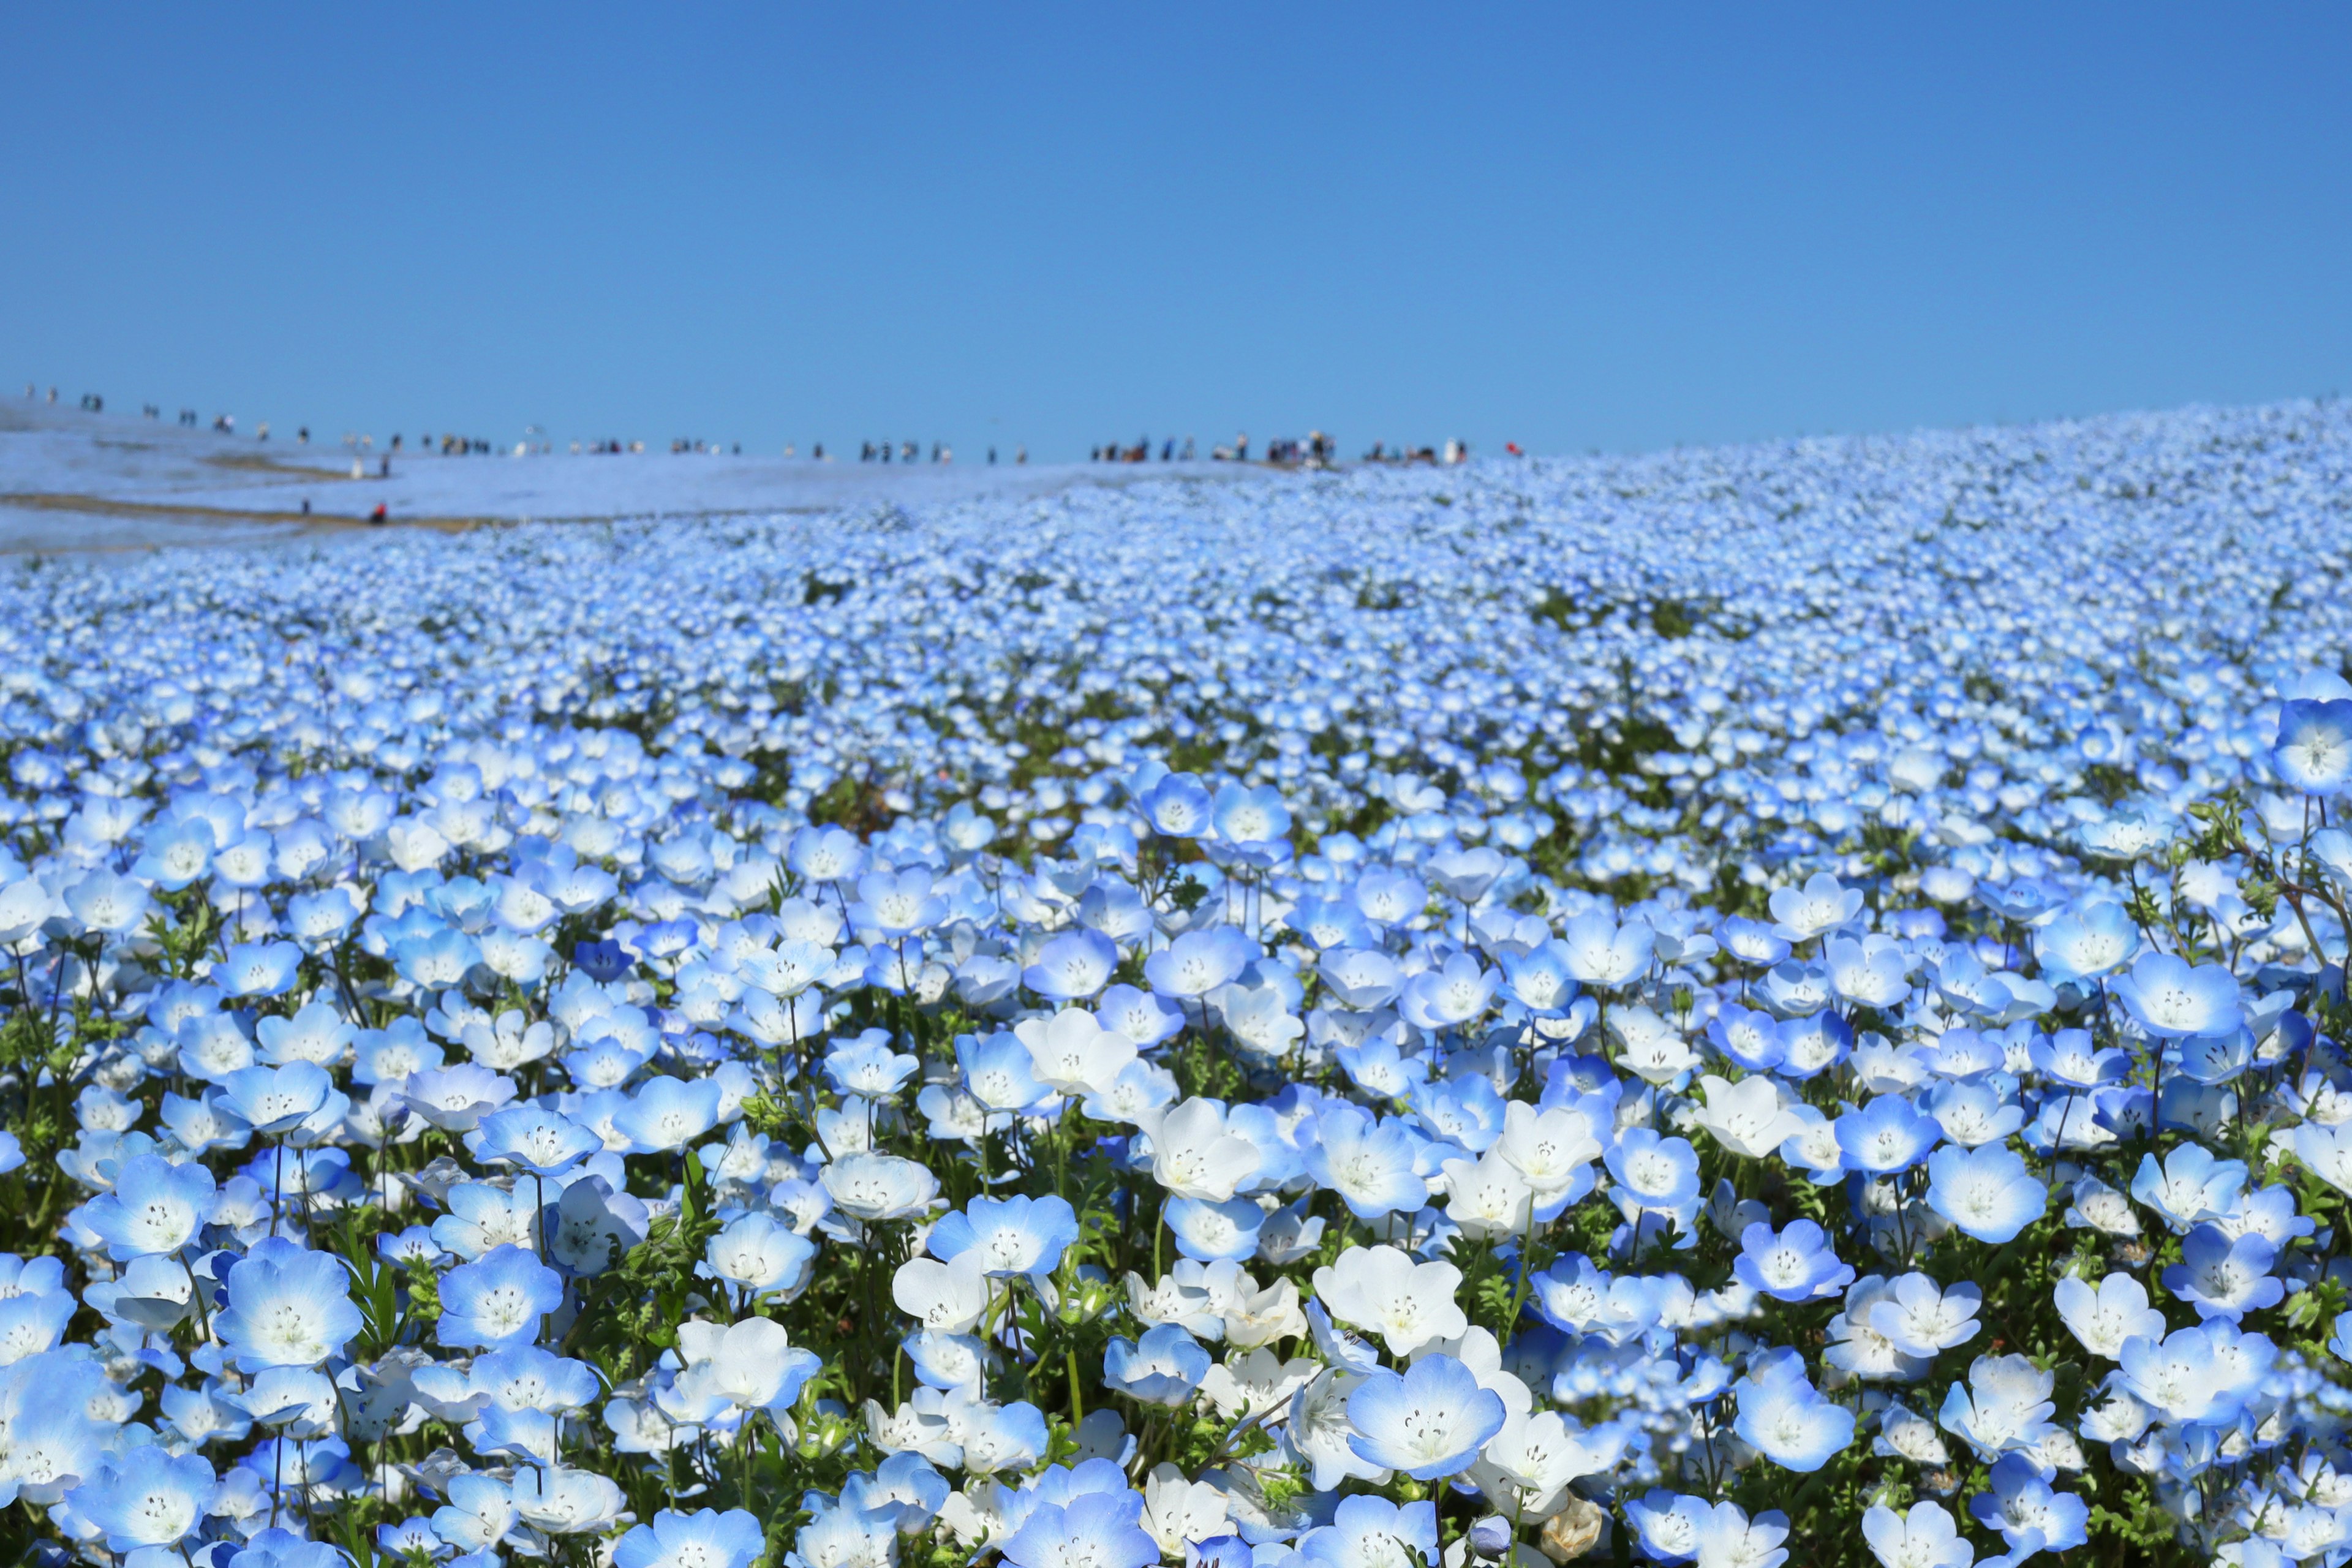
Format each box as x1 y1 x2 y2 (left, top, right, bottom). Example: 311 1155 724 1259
1311 1245 1468 1357
1139 1098 1261 1202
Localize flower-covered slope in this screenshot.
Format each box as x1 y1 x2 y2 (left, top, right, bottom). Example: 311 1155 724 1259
3 398 2352 1568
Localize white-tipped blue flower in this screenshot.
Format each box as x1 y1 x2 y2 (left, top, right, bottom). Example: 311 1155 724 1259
1866 1273 1981 1359
1343 1353 1505 1480
1833 1095 1940 1175
2053 1270 2166 1359
1002 1489 1159 1568
209 940 304 998
820 1152 941 1223
675 1317 821 1412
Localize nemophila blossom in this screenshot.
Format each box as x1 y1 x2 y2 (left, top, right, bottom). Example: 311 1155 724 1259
401 1064 519 1132
1144 928 1254 1001
1162 1196 1264 1262
1734 1220 1853 1303
437 1244 564 1352
614 1507 766 1568
1867 1274 1981 1359
2274 697 2352 792
2052 1271 2167 1359
1294 1496 1438 1568
1558 910 1653 987
1734 1347 1853 1472
819 1152 940 1223
1312 1245 1467 1356
2109 951 2243 1040
1834 1094 1940 1174
80 1153 216 1260
1142 1099 1260 1202
703 1212 818 1300
1860 1501 1972 1568
1103 1324 1210 1405
210 940 304 998
472 1106 602 1175
1604 1128 1702 1227
1924 1143 2046 1243
676 1317 821 1412
213 1239 361 1370
2132 1142 2248 1231
929 1194 1079 1276
61 1442 216 1550
2162 1223 2283 1322
217 1063 334 1137
1937 1354 2056 1461
1344 1354 1505 1480
1969 1453 2089 1556
613 1076 724 1154
1023 928 1120 1001
1018 1008 1136 1096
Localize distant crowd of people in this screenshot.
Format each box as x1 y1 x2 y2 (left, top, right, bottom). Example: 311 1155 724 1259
28 383 1483 468
1097 432 1471 468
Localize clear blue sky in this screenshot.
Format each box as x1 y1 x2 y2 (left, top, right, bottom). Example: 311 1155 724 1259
3 4 2346 461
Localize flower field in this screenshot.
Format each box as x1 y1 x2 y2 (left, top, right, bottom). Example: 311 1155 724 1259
4 397 2352 1568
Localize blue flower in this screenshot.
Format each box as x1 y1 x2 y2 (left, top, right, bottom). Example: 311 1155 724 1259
1300 1105 1429 1221
2108 951 2242 1040
437 1244 565 1352
614 1507 766 1568
216 1063 334 1136
1924 1143 2047 1243
1137 772 1215 840
2162 1223 2283 1322
1733 1219 1854 1303
63 1443 216 1550
928 1194 1080 1278
2274 697 2352 793
1162 1196 1265 1262
1732 1348 1853 1472
81 1153 216 1261
1295 1497 1438 1568
2130 1142 2247 1233
1024 929 1121 1002
470 1106 603 1177
209 941 305 998
213 1238 363 1371
1603 1127 1702 1222
1833 1095 1940 1175
1967 1453 2089 1555
1102 1324 1210 1406
611 1076 723 1155
1344 1354 1506 1480
1001 1490 1159 1568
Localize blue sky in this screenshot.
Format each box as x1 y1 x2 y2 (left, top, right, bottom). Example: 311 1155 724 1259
3 4 2346 461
